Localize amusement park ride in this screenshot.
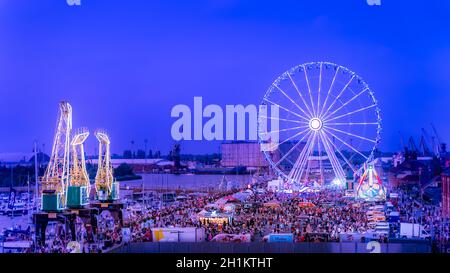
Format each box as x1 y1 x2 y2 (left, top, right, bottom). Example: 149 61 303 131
259 62 386 201
33 101 123 245
356 164 386 201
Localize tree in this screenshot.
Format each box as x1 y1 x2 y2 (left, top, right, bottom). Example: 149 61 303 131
123 150 132 159
114 163 134 177
136 149 146 159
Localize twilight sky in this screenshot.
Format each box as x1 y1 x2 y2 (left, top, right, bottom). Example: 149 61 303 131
0 0 449 155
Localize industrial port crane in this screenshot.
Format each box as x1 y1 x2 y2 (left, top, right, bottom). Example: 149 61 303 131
41 102 72 211
94 130 119 201
67 128 91 208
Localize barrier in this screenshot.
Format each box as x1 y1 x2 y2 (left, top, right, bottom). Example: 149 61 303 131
108 242 431 253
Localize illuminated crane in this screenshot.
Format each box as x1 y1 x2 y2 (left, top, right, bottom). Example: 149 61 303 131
41 102 72 211
67 128 91 208
94 130 119 201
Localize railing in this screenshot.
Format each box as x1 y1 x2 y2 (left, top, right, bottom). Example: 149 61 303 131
108 242 432 253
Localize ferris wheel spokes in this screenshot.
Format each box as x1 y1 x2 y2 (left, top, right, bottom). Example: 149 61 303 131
264 97 310 122
325 104 377 123
272 83 312 120
288 132 315 183
302 66 317 117
293 132 317 183
287 73 314 118
317 131 325 184
258 115 306 124
322 87 370 121
323 128 369 160
326 122 379 126
317 63 323 117
319 130 346 183
321 74 356 120
319 66 340 118
259 125 309 135
321 130 357 174
273 130 312 168
324 126 377 144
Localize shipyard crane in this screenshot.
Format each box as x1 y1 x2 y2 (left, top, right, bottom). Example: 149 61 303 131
398 131 406 152
94 130 119 201
431 123 447 158
67 128 91 208
408 136 418 154
420 128 432 156
419 135 431 157
422 127 440 157
41 102 72 211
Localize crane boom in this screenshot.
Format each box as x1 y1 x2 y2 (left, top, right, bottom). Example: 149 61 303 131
431 123 442 148
67 128 91 207
42 102 72 211
94 130 119 201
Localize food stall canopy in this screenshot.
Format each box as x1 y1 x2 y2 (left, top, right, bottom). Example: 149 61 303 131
263 200 281 208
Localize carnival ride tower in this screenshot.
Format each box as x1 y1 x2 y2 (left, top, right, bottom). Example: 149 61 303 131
41 102 73 211
94 130 119 201
356 164 386 201
67 128 91 208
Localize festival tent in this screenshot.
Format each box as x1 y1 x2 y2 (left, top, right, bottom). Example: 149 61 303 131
298 202 315 208
176 195 188 200
224 195 240 202
232 192 251 202
215 195 238 205
222 203 236 213
267 179 283 192
204 203 220 211
197 210 233 225
211 234 251 243
263 200 281 208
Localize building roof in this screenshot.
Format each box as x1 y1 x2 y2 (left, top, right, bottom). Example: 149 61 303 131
390 160 428 174
442 168 450 176
0 153 33 163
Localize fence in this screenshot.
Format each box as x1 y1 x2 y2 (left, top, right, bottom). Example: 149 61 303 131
108 242 431 253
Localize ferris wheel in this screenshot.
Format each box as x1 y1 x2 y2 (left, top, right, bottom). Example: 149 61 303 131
259 62 381 188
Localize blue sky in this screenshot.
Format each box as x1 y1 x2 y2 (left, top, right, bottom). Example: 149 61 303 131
0 0 449 155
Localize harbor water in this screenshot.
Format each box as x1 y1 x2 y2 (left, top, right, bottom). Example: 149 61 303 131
121 174 252 192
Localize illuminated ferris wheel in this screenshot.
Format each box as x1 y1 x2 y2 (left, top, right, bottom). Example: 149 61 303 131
259 62 381 188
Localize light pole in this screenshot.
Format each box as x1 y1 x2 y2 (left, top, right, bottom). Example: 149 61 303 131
34 141 39 212
143 139 148 207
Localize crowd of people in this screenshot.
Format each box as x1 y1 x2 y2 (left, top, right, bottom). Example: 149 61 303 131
118 186 380 244
394 185 449 251
3 181 448 253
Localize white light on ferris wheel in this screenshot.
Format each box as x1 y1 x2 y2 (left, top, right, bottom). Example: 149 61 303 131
332 178 346 187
